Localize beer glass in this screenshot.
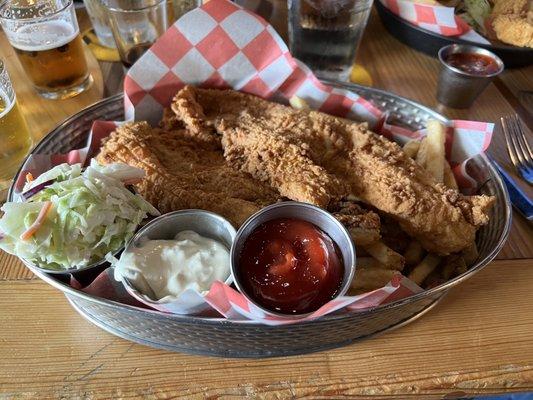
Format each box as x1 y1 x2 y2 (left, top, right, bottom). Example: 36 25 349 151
0 61 31 194
288 0 374 81
102 0 168 68
0 0 92 99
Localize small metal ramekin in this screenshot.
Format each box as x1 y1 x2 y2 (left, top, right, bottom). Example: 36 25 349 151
118 210 236 313
230 201 356 318
437 44 504 109
128 210 236 252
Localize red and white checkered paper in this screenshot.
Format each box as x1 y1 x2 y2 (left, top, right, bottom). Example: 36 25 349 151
71 266 423 325
379 0 490 44
124 0 383 125
13 0 496 324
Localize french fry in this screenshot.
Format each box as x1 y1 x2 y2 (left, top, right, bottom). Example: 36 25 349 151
289 96 309 110
442 255 467 280
424 267 445 289
363 241 405 271
403 240 425 266
349 267 396 294
461 243 478 266
455 259 468 275
416 119 446 183
347 226 380 247
443 161 458 190
356 256 386 269
408 254 441 285
355 246 370 257
403 140 420 159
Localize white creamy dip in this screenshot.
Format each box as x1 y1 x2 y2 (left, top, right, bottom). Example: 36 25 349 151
114 230 230 302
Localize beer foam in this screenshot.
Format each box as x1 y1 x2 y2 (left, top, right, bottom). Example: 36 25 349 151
0 90 15 119
11 20 79 52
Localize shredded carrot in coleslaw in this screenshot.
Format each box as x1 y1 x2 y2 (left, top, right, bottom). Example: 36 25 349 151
19 201 53 241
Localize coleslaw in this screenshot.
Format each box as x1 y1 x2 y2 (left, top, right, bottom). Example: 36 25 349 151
0 161 160 271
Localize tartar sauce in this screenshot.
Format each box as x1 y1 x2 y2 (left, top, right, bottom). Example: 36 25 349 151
114 230 230 302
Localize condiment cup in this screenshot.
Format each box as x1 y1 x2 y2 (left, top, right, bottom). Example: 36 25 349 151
230 201 356 318
437 44 504 109
118 210 236 314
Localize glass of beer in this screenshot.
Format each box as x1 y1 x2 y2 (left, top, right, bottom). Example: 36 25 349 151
0 0 92 99
102 0 168 68
0 60 32 195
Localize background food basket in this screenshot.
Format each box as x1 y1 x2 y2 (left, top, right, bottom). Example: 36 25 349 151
9 81 511 358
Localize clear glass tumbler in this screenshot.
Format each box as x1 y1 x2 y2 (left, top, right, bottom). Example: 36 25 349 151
288 0 374 81
167 0 198 25
0 0 93 99
0 61 31 194
102 0 168 68
83 0 118 48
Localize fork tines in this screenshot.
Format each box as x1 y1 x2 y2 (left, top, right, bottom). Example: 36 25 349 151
501 114 533 185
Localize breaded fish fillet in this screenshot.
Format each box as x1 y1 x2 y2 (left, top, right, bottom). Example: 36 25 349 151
172 86 347 207
171 86 494 255
490 0 533 47
97 121 382 243
96 122 280 226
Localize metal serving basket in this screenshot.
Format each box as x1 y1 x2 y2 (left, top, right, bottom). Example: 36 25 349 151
9 82 511 358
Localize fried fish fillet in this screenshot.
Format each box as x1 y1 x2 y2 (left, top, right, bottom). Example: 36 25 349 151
490 0 533 48
171 86 347 207
170 86 494 255
96 122 280 226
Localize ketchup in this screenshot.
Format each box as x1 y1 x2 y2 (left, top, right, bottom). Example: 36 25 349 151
238 218 344 315
445 53 500 76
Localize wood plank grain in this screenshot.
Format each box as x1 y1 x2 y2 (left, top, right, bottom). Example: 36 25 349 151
496 67 533 124
0 252 34 281
357 11 533 260
0 259 531 399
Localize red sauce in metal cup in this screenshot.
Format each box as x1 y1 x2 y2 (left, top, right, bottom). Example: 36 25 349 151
445 53 500 76
238 218 344 315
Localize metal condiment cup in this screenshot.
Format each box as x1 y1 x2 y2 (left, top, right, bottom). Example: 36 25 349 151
119 210 236 311
230 201 356 318
437 44 504 109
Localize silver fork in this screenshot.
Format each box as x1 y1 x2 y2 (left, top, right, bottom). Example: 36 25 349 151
501 115 533 185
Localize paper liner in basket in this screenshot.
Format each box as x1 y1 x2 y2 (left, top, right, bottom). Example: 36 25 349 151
13 0 495 324
378 0 490 44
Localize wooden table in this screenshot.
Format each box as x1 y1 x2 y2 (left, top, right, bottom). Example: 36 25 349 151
1 6 532 399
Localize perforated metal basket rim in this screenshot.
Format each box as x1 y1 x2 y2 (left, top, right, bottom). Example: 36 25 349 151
8 83 512 327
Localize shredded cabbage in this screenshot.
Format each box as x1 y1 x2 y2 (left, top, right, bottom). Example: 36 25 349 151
0 161 160 271
463 0 492 34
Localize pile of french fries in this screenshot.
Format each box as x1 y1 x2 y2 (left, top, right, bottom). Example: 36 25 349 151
289 96 477 293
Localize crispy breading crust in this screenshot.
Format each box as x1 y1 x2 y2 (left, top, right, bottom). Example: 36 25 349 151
329 201 381 246
170 86 495 255
96 121 382 239
96 122 279 226
490 0 533 47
